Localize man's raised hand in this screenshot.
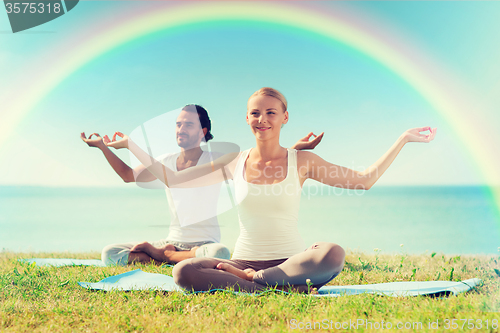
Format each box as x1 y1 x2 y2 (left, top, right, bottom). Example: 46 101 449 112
81 132 105 149
105 131 129 149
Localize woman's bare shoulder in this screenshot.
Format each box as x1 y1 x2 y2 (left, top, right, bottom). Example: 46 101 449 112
296 150 320 162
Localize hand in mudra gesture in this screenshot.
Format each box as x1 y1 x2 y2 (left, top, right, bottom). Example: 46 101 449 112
403 127 437 143
105 131 129 149
292 132 324 150
80 132 105 149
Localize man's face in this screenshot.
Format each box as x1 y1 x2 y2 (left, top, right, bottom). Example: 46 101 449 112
175 110 204 149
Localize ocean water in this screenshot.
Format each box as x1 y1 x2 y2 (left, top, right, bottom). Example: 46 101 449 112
0 185 498 255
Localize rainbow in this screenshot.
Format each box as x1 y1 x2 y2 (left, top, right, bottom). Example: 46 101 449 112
2 1 500 219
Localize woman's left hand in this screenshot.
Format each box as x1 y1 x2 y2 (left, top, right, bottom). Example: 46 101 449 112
292 132 324 150
105 131 129 149
403 127 437 143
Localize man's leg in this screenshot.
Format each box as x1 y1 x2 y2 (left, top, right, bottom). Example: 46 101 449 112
101 242 155 266
164 246 199 263
130 241 230 264
128 245 171 265
102 241 170 266
130 241 197 263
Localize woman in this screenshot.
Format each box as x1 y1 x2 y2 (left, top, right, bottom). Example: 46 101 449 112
107 87 436 292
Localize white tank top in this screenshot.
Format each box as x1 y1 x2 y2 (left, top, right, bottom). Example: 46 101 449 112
232 148 305 260
161 151 222 243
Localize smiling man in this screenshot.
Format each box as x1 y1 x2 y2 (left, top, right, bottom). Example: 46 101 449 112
81 104 231 265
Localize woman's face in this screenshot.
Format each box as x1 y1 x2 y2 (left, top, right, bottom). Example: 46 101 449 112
246 94 288 140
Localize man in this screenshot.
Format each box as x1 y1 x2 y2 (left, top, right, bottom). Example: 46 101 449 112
81 105 231 265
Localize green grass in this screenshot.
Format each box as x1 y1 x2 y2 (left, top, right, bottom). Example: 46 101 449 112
1 251 499 332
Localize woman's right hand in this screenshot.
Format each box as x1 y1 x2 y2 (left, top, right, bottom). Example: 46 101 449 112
80 132 105 149
105 131 129 149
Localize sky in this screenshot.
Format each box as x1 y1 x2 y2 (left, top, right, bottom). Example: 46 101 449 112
0 1 499 188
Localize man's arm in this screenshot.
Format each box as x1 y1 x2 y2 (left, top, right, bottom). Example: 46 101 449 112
106 131 238 187
81 132 156 183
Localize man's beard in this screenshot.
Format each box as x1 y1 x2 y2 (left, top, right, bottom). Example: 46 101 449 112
177 134 196 148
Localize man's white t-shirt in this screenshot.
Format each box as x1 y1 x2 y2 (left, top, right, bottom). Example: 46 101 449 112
160 151 224 243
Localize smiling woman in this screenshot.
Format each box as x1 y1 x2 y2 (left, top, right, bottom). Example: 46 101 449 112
247 88 289 144
171 87 435 292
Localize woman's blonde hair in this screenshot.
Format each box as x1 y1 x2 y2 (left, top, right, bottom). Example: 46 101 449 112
249 87 287 112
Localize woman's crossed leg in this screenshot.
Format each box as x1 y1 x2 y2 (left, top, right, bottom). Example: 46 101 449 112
173 242 345 293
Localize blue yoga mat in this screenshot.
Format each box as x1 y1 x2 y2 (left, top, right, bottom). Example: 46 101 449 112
78 269 481 297
79 269 182 292
316 279 481 297
20 258 107 267
19 258 175 268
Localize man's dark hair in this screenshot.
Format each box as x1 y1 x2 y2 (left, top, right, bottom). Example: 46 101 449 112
182 104 214 142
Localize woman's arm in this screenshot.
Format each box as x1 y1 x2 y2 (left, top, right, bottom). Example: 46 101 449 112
300 127 436 190
106 132 238 187
80 132 156 183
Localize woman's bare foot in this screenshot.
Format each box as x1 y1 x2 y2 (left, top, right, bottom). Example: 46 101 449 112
214 263 318 293
216 263 256 281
